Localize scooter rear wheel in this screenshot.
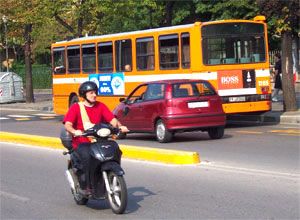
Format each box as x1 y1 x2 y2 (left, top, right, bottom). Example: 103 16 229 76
107 171 127 214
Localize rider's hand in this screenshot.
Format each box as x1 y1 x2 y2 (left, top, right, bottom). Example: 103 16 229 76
119 126 129 133
73 130 83 137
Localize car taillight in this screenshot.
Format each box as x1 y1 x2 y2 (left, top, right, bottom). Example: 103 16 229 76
261 86 269 94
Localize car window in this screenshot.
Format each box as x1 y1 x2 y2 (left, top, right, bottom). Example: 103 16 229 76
172 82 216 98
127 85 148 104
144 83 165 101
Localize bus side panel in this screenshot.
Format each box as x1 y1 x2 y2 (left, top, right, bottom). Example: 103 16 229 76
223 101 271 114
53 82 81 115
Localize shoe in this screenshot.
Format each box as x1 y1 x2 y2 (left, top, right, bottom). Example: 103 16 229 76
78 187 92 196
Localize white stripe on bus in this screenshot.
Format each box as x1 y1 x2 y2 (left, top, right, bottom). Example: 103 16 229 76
218 88 256 96
125 72 217 82
52 69 269 89
255 69 270 77
53 72 218 84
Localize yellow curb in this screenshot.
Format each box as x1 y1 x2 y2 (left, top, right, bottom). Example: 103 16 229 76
0 131 200 165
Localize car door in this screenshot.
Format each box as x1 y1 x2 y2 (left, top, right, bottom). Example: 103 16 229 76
139 83 166 131
119 84 148 131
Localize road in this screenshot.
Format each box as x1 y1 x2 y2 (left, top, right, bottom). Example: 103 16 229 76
1 142 298 219
0 108 299 174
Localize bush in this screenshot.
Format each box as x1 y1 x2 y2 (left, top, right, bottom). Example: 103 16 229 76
11 64 52 89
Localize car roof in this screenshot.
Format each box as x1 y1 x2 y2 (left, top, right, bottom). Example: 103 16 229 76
144 79 208 85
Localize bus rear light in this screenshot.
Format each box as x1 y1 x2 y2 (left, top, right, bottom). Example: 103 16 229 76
261 86 269 94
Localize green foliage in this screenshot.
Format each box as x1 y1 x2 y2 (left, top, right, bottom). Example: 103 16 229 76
11 63 52 89
194 0 259 21
2 0 298 89
256 0 299 36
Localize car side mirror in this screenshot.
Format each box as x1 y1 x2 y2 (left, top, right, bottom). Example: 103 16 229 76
119 97 126 103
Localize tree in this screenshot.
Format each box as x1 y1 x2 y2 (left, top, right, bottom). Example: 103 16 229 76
0 0 41 103
257 0 299 111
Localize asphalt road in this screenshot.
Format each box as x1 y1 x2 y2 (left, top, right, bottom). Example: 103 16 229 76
0 108 299 174
1 142 298 219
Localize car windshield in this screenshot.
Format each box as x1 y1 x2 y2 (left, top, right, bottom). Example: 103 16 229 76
172 81 216 98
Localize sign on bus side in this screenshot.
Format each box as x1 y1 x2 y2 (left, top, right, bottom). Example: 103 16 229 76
89 73 125 96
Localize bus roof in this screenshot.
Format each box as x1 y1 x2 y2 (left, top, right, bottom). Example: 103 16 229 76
52 19 262 45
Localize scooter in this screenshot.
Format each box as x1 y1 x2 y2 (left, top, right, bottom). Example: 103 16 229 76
63 123 128 214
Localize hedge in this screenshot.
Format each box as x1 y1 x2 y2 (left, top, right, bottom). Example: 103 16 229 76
12 64 52 89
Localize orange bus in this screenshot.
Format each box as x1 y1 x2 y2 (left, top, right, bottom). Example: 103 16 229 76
51 15 271 115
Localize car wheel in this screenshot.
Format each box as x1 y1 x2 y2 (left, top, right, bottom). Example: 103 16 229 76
69 95 79 108
155 119 173 143
208 127 224 139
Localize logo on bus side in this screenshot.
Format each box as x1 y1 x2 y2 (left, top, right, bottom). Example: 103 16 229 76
218 70 243 90
218 69 256 90
89 73 125 96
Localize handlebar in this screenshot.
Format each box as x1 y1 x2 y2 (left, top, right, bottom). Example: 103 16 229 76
75 123 121 138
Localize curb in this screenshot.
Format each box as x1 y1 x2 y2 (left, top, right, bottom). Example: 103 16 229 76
0 132 200 165
227 111 300 125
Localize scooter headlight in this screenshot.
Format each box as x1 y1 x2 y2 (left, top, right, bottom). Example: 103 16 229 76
97 128 111 137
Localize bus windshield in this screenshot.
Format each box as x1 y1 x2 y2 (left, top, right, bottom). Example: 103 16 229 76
202 22 266 65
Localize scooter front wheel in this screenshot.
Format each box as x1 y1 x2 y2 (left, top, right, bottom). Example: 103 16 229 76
106 171 127 214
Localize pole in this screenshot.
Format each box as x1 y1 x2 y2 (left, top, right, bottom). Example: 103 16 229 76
2 15 9 73
2 15 14 97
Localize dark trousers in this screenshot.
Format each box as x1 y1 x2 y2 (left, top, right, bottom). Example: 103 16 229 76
76 142 91 189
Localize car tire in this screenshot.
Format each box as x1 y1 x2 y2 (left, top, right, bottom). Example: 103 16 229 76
69 95 79 108
208 127 224 139
155 119 173 143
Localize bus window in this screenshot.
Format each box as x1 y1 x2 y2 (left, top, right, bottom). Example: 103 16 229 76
82 44 96 73
115 39 132 72
98 41 113 72
181 33 190 68
67 45 80 73
53 47 66 74
202 23 266 65
136 37 155 71
159 34 179 69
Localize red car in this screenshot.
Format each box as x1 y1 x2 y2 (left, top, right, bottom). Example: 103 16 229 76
113 79 226 143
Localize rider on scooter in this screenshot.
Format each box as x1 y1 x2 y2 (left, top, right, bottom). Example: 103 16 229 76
63 81 129 195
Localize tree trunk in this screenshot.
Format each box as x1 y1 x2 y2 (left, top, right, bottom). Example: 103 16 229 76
165 1 175 26
24 23 34 103
292 35 299 80
281 31 297 111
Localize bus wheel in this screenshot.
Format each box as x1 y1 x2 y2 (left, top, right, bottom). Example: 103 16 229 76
69 96 79 108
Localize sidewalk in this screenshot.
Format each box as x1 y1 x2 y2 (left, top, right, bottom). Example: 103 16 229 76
0 89 53 112
228 83 300 124
0 87 300 125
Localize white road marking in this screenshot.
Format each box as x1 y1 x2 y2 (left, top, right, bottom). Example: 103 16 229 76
200 161 299 180
0 117 9 120
32 113 57 117
0 191 30 202
1 142 298 181
7 115 34 118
